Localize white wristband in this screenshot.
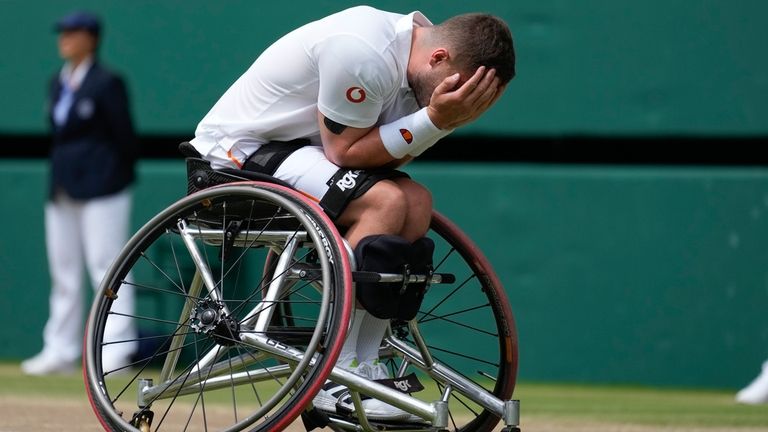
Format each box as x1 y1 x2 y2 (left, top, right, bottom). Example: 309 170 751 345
379 108 452 159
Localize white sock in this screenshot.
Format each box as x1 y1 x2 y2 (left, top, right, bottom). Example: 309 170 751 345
356 312 390 364
336 308 365 370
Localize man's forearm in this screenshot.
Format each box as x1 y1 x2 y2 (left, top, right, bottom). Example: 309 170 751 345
332 126 409 168
320 114 408 169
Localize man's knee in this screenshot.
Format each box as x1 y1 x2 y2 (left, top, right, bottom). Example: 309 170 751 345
337 180 407 228
360 180 409 215
394 179 433 227
408 182 433 215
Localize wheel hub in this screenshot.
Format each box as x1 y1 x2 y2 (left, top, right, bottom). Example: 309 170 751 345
190 299 240 346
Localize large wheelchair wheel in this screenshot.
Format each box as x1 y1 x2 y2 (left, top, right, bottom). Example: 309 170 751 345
84 183 353 432
385 211 518 432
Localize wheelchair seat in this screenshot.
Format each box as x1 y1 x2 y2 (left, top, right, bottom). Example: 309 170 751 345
180 142 306 231
180 141 295 196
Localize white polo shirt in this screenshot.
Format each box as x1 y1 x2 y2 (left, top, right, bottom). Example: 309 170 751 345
190 6 432 166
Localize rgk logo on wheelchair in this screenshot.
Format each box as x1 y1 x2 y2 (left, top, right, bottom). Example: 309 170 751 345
335 169 362 191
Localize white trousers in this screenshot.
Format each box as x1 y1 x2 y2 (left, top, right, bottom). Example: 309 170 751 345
42 188 137 362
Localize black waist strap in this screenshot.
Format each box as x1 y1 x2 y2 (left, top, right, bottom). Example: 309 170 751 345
320 169 409 220
242 139 311 175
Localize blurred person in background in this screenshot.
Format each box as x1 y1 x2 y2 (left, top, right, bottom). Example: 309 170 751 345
737 358 768 404
21 11 138 375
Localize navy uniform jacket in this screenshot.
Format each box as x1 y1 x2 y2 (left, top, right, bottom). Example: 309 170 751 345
48 62 137 200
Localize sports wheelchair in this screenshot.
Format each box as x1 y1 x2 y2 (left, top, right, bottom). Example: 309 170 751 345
83 147 521 432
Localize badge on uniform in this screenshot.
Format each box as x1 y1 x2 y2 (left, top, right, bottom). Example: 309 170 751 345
76 98 95 119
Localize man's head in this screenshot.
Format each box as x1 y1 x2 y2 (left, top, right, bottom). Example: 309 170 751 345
54 11 101 62
409 13 515 108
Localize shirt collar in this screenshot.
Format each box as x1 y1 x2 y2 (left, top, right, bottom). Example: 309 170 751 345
394 11 433 89
60 55 94 90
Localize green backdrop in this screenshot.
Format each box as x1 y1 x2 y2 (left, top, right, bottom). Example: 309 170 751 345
2 160 767 389
1 0 766 390
1 0 766 136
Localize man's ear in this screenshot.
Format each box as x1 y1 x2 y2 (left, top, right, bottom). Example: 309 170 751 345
428 48 450 67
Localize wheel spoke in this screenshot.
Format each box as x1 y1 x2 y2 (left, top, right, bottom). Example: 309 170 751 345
122 279 206 302
418 273 478 324
424 343 500 368
418 303 494 328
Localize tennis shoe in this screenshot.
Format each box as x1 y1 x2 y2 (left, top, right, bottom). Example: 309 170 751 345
356 360 424 423
313 361 419 421
21 350 77 376
736 360 768 404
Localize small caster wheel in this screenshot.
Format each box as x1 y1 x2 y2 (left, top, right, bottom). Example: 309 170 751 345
132 410 154 432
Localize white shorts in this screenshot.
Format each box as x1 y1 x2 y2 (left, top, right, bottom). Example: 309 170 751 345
272 145 340 201
207 144 339 201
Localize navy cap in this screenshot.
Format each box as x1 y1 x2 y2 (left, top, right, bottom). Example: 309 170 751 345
54 11 101 36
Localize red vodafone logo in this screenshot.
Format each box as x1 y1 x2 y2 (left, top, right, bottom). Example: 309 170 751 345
346 86 366 103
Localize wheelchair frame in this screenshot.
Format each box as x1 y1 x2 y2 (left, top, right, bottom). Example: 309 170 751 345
83 174 520 432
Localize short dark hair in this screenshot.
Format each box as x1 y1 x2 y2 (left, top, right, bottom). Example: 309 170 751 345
434 13 516 85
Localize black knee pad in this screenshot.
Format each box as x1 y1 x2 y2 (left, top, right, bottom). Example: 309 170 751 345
354 235 435 320
354 235 411 319
397 237 434 321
